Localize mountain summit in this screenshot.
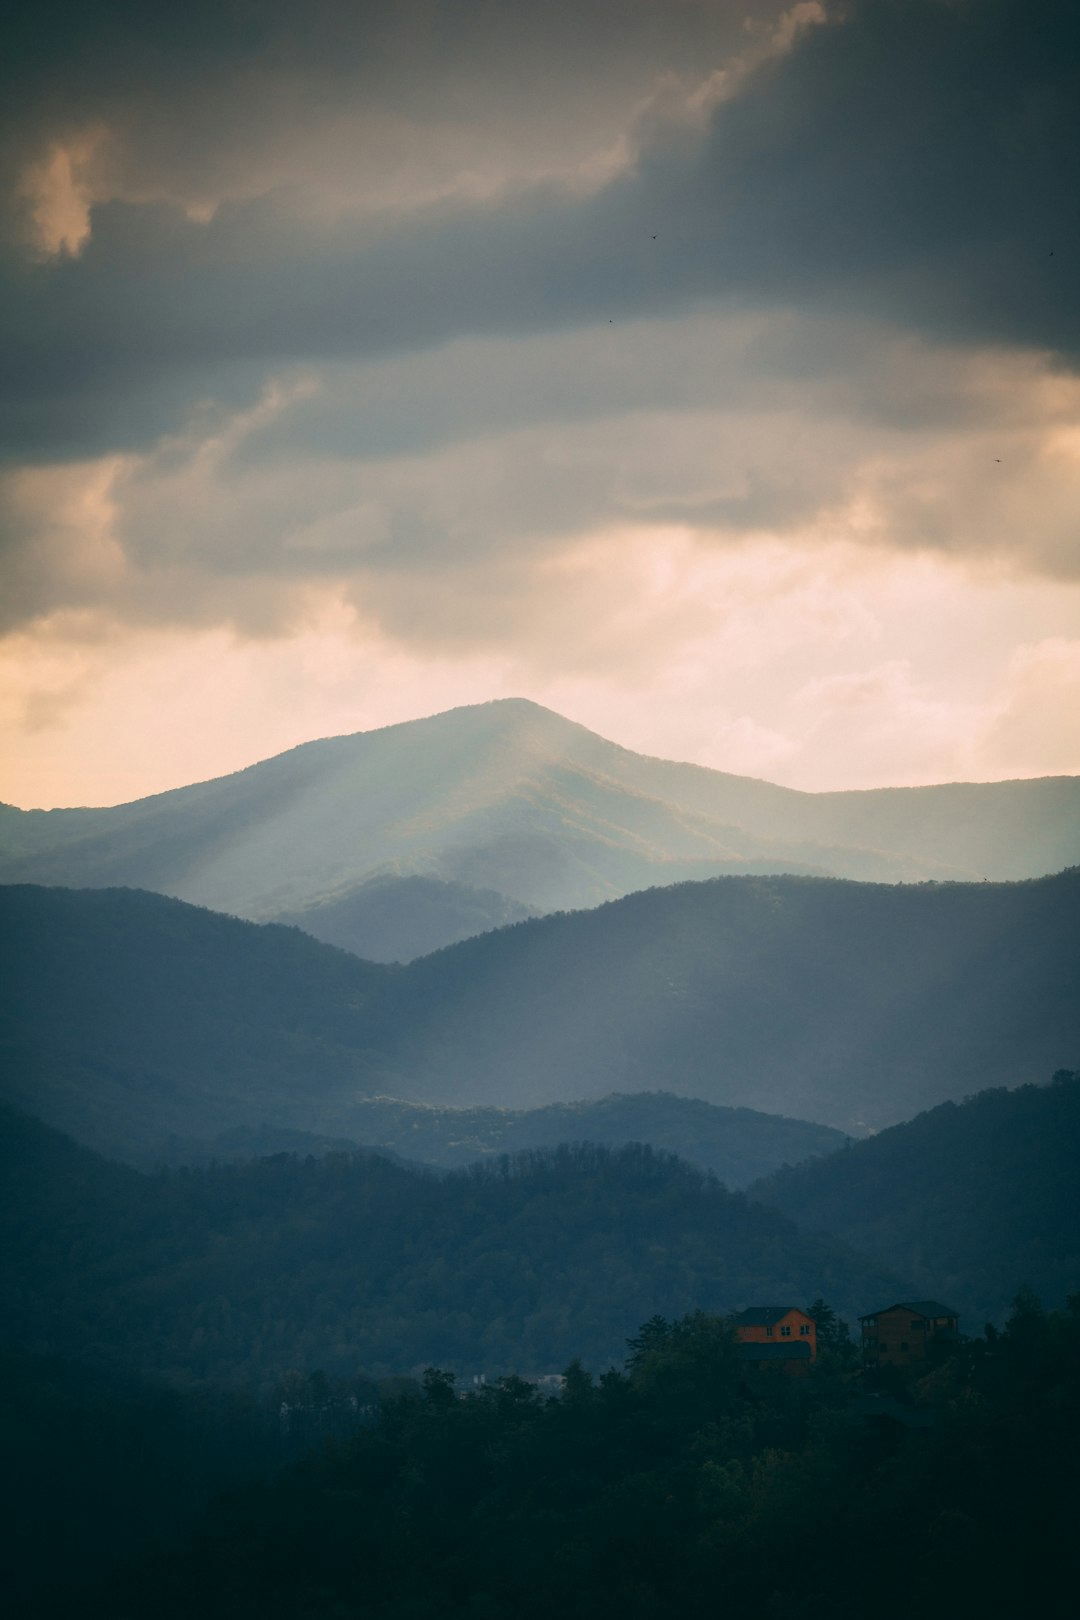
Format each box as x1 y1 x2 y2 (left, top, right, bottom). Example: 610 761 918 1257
1 699 1077 947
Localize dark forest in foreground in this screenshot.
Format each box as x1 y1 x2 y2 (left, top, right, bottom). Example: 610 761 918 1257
25 1297 1080 1620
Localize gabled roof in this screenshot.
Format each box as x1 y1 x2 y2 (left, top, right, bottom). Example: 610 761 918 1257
732 1306 810 1326
736 1340 812 1361
859 1301 958 1321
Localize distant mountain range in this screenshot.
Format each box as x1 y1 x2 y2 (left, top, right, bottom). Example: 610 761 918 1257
752 1072 1080 1326
2 699 1077 958
3 872 1077 1147
145 1093 848 1188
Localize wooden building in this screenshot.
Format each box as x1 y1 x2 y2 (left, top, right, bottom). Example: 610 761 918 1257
732 1306 817 1363
860 1301 959 1367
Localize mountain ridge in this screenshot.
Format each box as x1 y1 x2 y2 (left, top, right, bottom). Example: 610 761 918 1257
2 701 1077 950
3 870 1077 1147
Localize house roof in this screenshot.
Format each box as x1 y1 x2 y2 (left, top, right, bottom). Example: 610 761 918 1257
735 1340 812 1361
859 1301 958 1322
732 1306 810 1326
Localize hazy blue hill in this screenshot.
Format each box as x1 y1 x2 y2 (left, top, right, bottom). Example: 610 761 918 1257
751 1073 1080 1325
1 702 1077 938
278 1091 847 1186
3 873 1078 1150
145 1093 846 1188
0 884 399 1156
1 1108 902 1386
386 869 1080 1130
275 872 538 962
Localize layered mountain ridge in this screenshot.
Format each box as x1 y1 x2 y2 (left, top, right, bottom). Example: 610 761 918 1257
2 700 1077 960
3 871 1077 1150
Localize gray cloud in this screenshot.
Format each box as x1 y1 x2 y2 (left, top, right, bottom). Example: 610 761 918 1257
3 0 1079 467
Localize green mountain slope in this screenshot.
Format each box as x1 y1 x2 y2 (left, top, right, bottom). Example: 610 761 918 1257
751 1073 1080 1325
2 702 1076 938
1 1108 901 1386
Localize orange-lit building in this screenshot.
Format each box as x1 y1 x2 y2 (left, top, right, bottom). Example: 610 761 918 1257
860 1301 959 1368
732 1306 817 1364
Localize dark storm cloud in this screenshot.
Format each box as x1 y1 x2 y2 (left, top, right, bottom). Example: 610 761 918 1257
2 0 1079 464
0 0 761 213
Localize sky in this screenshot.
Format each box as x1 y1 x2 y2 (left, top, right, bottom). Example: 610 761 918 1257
2 0 1079 807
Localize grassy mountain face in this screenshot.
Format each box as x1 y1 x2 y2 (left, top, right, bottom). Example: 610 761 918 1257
1 702 1077 938
751 1074 1080 1325
146 1093 847 1188
3 873 1078 1147
274 873 537 962
1 1108 901 1386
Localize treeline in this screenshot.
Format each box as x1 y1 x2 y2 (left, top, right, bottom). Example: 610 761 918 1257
2 1110 900 1387
70 1294 1080 1620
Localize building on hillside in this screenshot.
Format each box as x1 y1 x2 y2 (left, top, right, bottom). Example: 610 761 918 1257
732 1306 817 1370
859 1301 959 1367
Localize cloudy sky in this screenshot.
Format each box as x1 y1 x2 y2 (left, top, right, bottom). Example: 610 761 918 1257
2 0 1078 807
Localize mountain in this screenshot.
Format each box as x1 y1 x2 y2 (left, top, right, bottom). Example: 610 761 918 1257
274 873 537 962
0 884 398 1156
751 1072 1080 1325
377 868 1080 1131
3 872 1078 1147
1 702 1077 944
0 1107 902 1386
145 1093 847 1188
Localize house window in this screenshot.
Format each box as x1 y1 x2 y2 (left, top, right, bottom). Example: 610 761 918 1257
911 1321 925 1331
765 1326 773 1337
780 1326 792 1337
864 1318 876 1328
900 1341 910 1353
800 1325 811 1336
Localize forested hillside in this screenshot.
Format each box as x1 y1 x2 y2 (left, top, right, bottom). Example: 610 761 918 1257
4 873 1078 1146
752 1073 1080 1324
1 1109 900 1387
382 868 1080 1129
0 884 396 1154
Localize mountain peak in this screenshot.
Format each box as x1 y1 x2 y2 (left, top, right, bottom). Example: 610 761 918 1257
1 700 1078 931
